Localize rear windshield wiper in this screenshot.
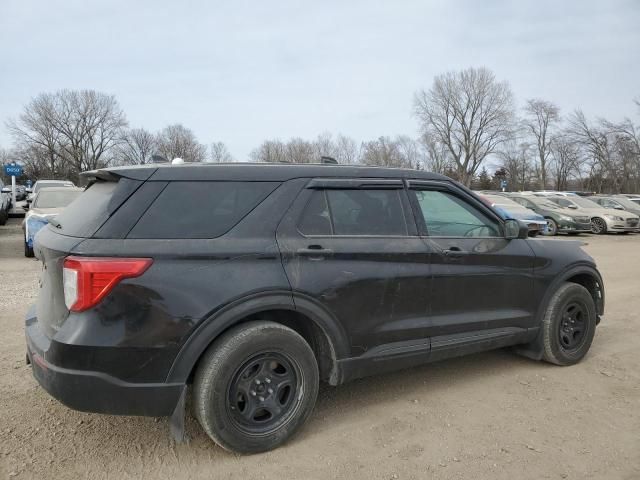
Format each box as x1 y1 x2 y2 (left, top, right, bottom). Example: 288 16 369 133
48 218 62 229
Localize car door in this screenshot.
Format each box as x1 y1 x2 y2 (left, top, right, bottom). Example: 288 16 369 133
276 178 434 357
406 180 537 350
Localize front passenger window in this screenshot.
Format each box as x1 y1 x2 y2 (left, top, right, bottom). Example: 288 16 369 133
412 190 501 237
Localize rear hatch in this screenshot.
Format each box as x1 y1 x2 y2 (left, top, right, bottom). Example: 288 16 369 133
34 169 154 338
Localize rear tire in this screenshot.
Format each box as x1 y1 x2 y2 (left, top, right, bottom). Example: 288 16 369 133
193 321 319 454
0 209 8 225
542 283 597 366
24 242 34 258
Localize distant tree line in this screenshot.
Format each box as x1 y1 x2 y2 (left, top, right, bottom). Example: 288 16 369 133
2 68 639 193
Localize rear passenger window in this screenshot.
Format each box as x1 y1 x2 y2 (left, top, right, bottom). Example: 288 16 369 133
129 181 279 239
298 189 408 236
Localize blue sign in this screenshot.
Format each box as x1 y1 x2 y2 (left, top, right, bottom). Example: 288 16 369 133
500 179 508 189
26 179 32 188
3 164 23 176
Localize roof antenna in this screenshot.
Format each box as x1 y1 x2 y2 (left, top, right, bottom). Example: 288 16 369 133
321 156 338 164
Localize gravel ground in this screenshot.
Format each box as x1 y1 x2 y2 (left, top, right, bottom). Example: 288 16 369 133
1 217 639 480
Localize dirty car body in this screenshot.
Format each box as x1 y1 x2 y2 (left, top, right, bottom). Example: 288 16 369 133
25 163 605 452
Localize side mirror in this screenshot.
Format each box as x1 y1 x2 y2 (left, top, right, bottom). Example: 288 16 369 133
568 204 578 209
613 205 624 210
23 205 29 211
504 219 529 240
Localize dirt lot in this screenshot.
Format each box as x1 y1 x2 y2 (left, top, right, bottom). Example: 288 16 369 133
0 217 638 480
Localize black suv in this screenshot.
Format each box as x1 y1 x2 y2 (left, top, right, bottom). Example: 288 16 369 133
26 163 605 453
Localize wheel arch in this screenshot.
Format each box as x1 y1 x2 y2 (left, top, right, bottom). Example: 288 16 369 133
514 263 604 360
166 291 349 386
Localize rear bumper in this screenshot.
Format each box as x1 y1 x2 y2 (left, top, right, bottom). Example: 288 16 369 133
25 310 183 417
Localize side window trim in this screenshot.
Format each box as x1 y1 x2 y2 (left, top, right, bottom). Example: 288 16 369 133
296 181 414 238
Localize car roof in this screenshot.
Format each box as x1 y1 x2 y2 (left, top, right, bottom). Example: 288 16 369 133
87 162 452 182
35 179 74 184
36 187 83 193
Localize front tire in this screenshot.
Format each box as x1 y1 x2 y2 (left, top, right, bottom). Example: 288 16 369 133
545 218 558 236
590 217 607 234
193 321 319 454
24 242 34 258
542 283 597 366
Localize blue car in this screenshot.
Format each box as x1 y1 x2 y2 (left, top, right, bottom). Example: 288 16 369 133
481 194 548 236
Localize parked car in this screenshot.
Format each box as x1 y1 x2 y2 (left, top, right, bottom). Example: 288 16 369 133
478 193 547 236
26 180 75 205
26 163 605 454
0 180 11 225
505 194 592 236
548 195 640 234
628 196 640 206
591 195 640 222
22 187 83 257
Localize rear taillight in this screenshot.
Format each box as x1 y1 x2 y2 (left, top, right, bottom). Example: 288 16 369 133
62 256 153 312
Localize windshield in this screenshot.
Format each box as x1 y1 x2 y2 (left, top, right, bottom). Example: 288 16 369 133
609 197 639 209
485 195 522 208
33 190 81 208
530 198 562 209
568 196 601 208
34 181 74 193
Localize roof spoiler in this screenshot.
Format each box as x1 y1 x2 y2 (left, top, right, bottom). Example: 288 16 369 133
81 166 158 182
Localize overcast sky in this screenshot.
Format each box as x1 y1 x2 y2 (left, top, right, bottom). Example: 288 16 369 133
1 0 639 159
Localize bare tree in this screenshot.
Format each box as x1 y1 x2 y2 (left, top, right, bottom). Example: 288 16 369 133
249 140 287 163
420 135 451 174
523 99 560 189
284 138 315 163
413 67 515 186
312 132 338 160
395 135 423 169
550 135 580 191
114 128 156 165
7 90 127 181
360 136 410 168
497 141 534 191
334 134 359 164
156 124 207 162
209 141 233 163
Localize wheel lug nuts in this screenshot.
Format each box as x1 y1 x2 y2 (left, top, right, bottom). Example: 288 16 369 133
259 396 264 402
265 378 271 384
268 388 273 394
255 379 261 385
250 391 256 396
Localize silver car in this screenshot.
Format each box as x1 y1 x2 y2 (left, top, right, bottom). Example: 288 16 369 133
549 195 640 234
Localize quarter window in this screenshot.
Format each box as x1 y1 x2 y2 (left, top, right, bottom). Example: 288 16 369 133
129 181 279 239
411 190 501 237
298 189 408 236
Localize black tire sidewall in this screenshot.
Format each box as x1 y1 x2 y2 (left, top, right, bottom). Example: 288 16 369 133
194 322 319 454
543 283 597 365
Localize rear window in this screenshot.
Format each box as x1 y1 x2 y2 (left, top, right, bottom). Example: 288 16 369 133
128 181 279 239
53 181 121 237
33 190 82 208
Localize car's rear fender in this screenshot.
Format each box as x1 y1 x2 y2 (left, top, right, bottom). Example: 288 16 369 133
165 290 349 385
